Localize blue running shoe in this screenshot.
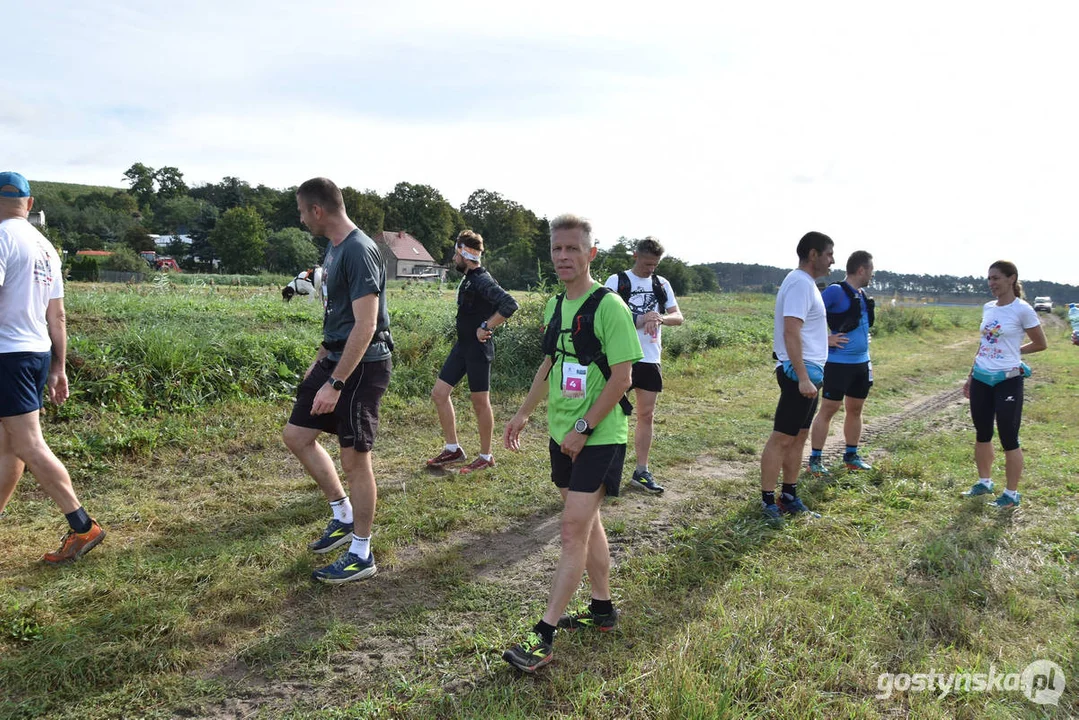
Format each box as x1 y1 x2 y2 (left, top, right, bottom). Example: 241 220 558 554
312 551 377 585
807 457 831 478
308 519 354 554
762 502 782 522
962 481 994 497
988 492 1020 509
778 496 821 518
843 454 873 471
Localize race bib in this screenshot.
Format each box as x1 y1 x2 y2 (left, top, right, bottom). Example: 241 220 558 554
867 361 874 383
561 361 588 398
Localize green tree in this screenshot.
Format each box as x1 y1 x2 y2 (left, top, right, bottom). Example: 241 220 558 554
122 162 157 209
190 176 251 212
341 187 385 238
383 182 459 261
265 228 318 274
102 244 150 273
153 196 213 234
154 166 188 200
691 264 719 292
209 206 267 274
657 256 696 296
459 188 544 288
268 186 301 231
123 225 155 253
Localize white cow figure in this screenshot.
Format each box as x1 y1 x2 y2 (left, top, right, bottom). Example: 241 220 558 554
282 266 324 302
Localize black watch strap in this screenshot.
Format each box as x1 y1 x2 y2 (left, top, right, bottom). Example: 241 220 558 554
328 377 345 391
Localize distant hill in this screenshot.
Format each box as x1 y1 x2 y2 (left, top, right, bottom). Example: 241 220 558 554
30 180 124 200
704 261 1079 302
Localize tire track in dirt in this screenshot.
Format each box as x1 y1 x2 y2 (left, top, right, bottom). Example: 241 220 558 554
813 386 966 465
189 386 967 718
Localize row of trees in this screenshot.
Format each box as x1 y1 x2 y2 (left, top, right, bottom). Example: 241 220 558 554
705 262 1079 301
33 163 721 293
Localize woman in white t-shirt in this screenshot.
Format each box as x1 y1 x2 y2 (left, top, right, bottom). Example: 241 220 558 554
961 260 1047 508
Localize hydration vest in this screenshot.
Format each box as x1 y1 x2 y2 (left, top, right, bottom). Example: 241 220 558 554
616 271 669 313
826 282 875 334
541 287 633 416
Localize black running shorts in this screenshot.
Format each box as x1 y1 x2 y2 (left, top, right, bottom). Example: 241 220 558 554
630 362 663 393
437 342 492 393
821 361 872 401
772 366 819 437
548 439 625 497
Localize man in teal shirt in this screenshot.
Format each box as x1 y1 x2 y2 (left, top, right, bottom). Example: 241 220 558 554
501 213 642 673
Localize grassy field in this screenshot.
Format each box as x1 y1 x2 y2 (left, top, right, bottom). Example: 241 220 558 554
0 285 1076 719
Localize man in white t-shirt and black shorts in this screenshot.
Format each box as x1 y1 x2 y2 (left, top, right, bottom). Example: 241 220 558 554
0 171 106 563
760 231 834 522
605 236 683 495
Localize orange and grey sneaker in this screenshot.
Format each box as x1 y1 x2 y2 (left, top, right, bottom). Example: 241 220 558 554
459 456 495 475
427 447 466 467
43 520 106 564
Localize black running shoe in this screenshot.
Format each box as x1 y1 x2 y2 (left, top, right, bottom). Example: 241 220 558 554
502 632 553 673
557 606 618 631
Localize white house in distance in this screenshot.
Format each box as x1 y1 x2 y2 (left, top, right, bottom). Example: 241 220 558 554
372 230 446 281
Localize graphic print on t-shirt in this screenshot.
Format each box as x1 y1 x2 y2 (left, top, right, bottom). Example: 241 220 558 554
979 320 1004 359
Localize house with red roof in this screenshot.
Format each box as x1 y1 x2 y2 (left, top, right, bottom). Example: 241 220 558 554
371 231 446 281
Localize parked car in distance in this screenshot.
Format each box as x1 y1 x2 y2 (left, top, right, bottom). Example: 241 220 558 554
1033 296 1053 313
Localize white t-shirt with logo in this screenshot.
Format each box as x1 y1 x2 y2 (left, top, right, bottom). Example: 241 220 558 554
773 268 828 367
974 298 1040 373
0 218 64 353
604 270 678 364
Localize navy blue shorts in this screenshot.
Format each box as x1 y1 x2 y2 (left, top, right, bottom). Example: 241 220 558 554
288 357 392 452
0 351 50 418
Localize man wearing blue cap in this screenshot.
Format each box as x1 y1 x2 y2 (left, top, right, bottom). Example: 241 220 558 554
0 171 106 562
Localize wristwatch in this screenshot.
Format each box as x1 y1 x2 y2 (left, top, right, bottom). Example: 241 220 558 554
480 320 490 330
328 377 346 391
574 418 594 435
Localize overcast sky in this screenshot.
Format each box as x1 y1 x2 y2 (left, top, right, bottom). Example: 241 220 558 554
5 1 1078 283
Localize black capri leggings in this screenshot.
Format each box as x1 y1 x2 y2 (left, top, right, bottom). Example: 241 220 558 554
969 376 1024 451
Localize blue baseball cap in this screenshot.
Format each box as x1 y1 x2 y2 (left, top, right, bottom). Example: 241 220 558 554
0 171 31 198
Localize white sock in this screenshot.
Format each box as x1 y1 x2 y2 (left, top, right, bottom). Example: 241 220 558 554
978 478 993 487
479 453 493 462
349 534 371 560
1003 488 1018 499
445 443 460 452
330 496 353 524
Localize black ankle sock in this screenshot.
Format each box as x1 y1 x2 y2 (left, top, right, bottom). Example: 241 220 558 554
590 598 614 616
762 490 776 506
65 507 92 534
533 620 556 646
781 483 798 501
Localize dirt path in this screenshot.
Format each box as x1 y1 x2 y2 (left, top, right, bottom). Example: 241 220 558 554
813 387 967 465
190 384 971 719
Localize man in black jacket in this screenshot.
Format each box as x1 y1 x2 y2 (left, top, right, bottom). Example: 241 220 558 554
427 230 519 474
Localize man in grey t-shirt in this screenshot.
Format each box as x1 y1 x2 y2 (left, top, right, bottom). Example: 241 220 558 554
282 177 392 585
